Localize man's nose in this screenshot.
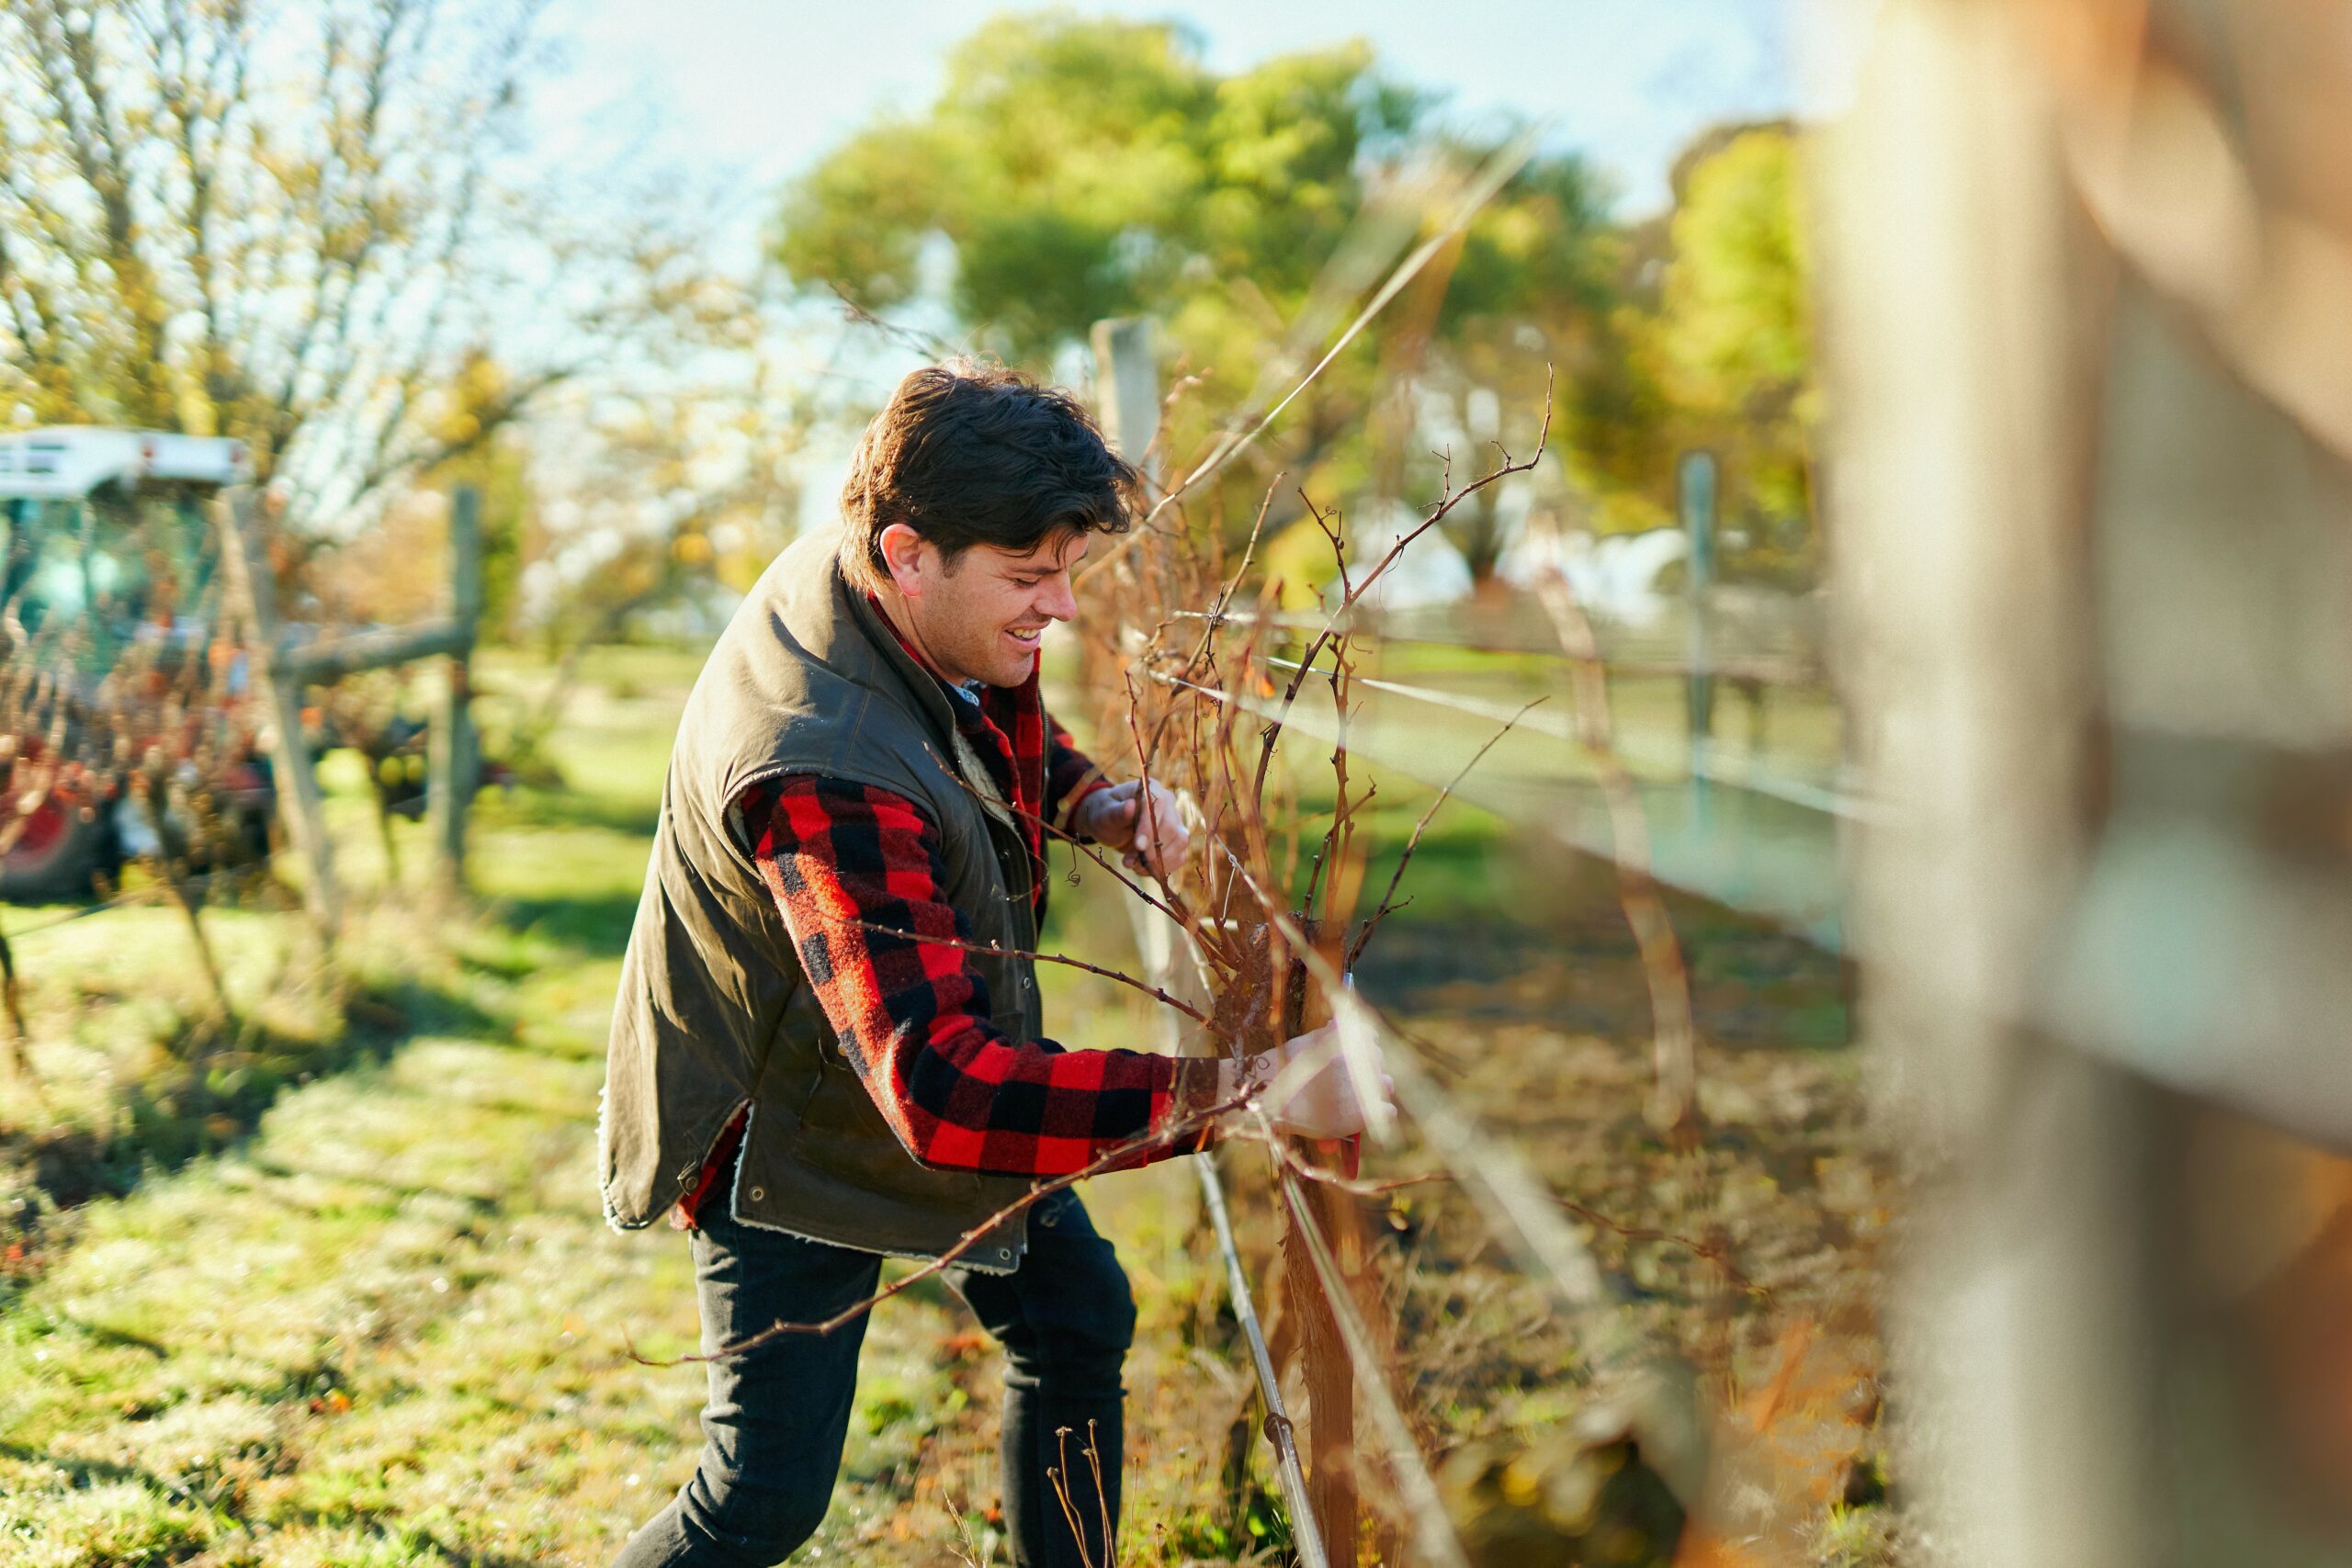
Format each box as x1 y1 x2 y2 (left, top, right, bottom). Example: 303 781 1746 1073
1038 572 1079 621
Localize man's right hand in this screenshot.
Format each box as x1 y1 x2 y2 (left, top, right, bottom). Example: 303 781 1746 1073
1225 1021 1393 1140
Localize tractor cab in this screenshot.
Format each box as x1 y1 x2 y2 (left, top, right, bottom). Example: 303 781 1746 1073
0 427 252 657
0 428 261 900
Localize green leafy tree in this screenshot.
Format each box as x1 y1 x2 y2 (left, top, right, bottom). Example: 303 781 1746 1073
780 18 1420 358
775 15 1623 574
1654 126 1816 576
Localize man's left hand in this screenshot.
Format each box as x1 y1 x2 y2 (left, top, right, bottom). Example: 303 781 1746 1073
1074 779 1190 878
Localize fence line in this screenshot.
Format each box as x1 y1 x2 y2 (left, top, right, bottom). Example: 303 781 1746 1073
1257 653 1865 820
1170 606 1826 688
1148 660 1849 950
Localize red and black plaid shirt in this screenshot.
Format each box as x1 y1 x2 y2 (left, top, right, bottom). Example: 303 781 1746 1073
674 605 1220 1222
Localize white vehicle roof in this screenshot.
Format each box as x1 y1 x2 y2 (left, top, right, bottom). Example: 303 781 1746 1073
0 427 252 501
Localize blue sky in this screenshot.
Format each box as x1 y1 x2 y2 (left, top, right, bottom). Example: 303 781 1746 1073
538 1 1800 218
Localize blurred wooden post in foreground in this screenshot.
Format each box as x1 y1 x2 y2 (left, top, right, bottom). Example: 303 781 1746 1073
1826 0 2352 1562
217 490 344 940
426 484 484 894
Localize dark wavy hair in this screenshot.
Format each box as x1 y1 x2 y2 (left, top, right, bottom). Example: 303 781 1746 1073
839 358 1138 589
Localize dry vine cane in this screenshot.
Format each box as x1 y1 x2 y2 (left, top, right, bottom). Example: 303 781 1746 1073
1082 330 1811 1547
1053 380 1560 1564
629 1077 1264 1366
1531 555 1703 1146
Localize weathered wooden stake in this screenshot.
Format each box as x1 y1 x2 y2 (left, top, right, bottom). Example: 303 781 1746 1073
426 484 483 895
216 490 342 941
1678 448 1718 789
0 925 33 1082
1091 318 1161 472
1275 939 1366 1564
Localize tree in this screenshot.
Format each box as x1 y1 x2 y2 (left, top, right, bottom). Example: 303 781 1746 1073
1425 149 1628 575
775 14 1618 574
0 0 720 533
778 17 1422 358
517 322 808 658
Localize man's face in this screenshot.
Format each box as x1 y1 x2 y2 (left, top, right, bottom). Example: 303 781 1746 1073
882 525 1090 688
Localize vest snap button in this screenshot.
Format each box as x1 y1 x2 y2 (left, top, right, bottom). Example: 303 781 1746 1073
747 1186 765 1201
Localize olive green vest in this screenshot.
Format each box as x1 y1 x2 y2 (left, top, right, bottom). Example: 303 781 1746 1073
597 528 1043 1271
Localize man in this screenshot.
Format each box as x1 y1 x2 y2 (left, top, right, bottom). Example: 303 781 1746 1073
601 360 1383 1568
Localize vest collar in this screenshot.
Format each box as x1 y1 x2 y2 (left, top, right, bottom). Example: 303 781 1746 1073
849 585 1023 840
783 536 1021 843
763 528 963 756
839 569 966 750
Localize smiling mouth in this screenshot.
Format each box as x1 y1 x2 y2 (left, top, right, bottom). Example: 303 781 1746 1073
1007 626 1044 645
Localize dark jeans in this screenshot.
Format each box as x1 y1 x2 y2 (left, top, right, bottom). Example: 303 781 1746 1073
610 1186 1135 1568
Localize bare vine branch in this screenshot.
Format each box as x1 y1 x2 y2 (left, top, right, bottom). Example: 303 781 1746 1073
634 1084 1258 1364
1347 696 1544 970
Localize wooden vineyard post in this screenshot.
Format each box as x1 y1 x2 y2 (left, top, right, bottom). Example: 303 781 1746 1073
1278 935 1355 1562
1272 927 1400 1566
216 489 343 942
1677 449 1717 790
426 484 484 895
1090 318 1160 474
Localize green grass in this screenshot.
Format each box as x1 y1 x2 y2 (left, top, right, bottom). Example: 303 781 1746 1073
0 702 667 1227
0 656 704 1564
0 647 1176 1567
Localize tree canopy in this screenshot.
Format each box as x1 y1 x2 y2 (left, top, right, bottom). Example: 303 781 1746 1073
777 17 1427 362
775 15 1638 575
778 18 1819 583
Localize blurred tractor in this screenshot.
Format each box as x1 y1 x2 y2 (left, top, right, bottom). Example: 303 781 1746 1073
0 426 274 901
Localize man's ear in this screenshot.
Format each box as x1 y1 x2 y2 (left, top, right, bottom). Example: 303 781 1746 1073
876 523 932 595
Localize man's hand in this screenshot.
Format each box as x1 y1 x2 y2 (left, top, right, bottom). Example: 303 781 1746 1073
1073 778 1190 877
1226 1021 1394 1141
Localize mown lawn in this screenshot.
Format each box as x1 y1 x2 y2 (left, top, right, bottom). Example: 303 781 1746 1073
0 650 1279 1566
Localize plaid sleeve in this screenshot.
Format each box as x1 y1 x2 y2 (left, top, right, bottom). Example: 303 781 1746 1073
742 774 1221 1177
1045 711 1109 832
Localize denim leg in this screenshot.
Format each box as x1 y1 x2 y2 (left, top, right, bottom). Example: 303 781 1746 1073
949 1189 1136 1568
610 1201 883 1568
